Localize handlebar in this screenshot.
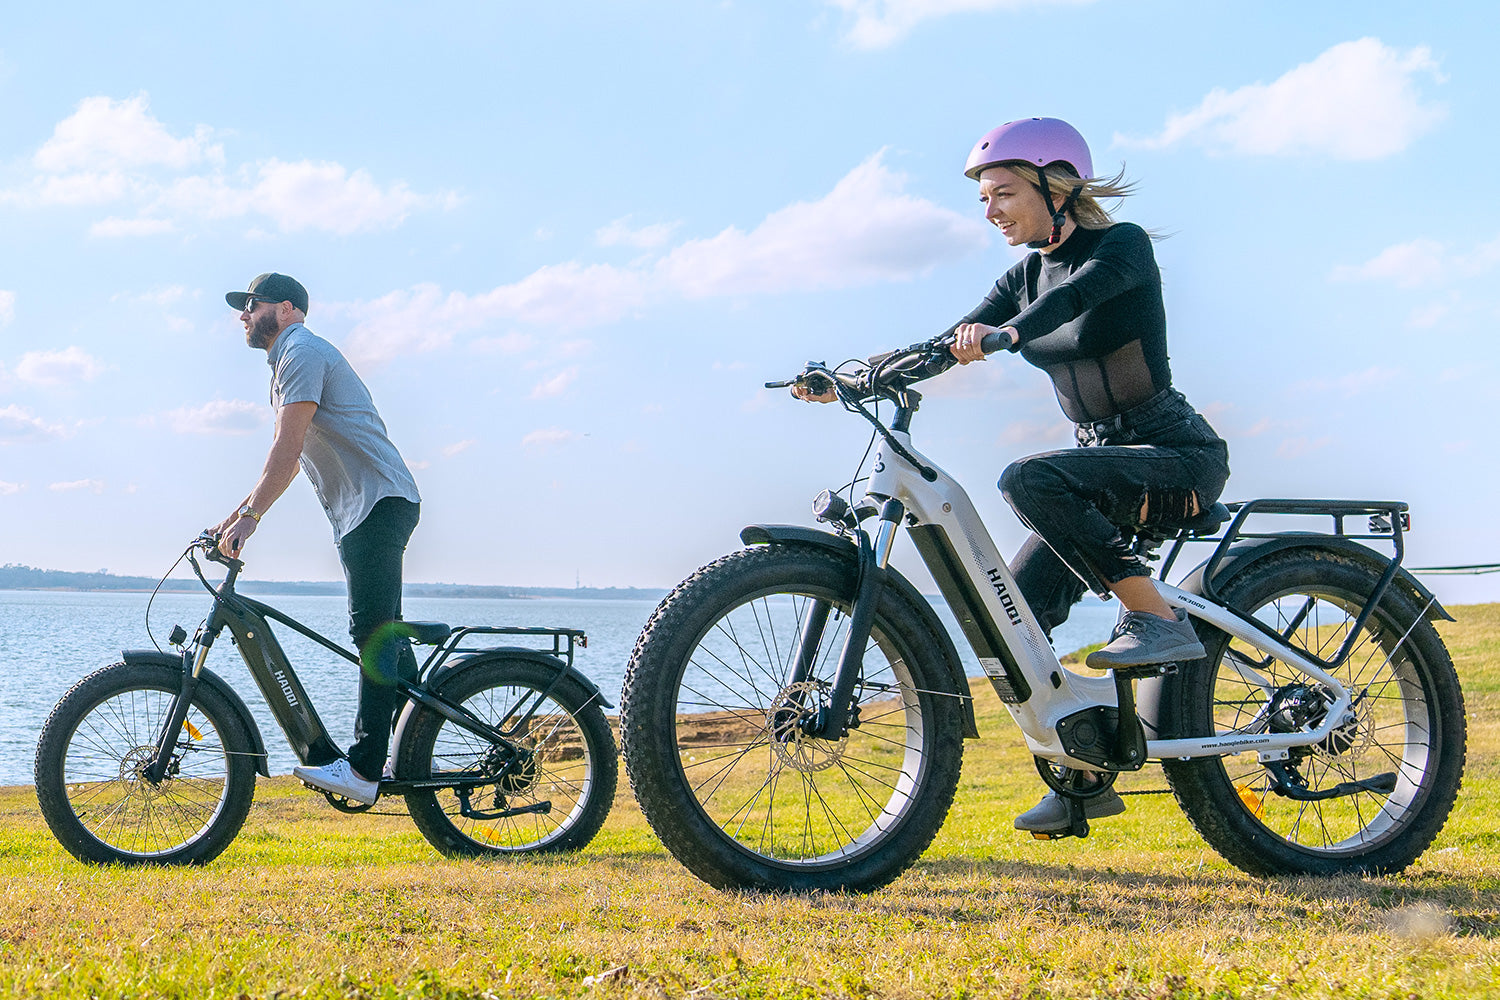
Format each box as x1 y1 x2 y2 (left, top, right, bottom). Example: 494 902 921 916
192 530 244 573
767 332 962 403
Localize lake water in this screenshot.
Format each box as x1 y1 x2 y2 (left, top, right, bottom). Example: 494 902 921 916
0 587 1118 786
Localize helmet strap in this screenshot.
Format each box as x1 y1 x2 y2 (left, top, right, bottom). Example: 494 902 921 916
1027 169 1082 249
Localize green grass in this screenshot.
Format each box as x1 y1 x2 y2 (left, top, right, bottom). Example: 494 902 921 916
2 606 1499 998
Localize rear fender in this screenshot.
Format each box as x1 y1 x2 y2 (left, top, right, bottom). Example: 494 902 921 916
121 649 271 777
739 524 981 739
1182 534 1452 622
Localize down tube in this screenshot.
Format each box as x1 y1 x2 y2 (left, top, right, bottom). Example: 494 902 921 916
878 445 1119 755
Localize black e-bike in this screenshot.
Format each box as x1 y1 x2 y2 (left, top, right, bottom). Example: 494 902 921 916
35 533 617 865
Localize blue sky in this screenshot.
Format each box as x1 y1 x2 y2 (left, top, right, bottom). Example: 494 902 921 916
2 2 1498 604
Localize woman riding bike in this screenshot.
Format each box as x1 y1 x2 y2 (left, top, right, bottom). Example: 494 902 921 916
798 117 1230 835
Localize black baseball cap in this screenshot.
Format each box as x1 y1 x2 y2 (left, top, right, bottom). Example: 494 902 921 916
226 272 309 314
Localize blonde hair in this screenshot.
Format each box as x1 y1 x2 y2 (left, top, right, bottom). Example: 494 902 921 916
1000 161 1137 230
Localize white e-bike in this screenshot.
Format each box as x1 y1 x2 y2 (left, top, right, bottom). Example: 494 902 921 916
619 336 1466 892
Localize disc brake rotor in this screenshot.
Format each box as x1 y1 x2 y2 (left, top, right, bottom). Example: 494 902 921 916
766 681 848 773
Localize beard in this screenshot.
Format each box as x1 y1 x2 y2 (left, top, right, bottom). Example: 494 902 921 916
245 310 281 349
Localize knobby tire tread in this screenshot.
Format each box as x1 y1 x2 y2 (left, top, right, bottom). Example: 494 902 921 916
620 543 966 892
400 661 617 857
1161 549 1465 876
35 661 258 866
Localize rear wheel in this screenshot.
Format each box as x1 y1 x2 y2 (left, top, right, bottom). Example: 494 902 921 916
1162 550 1465 875
400 660 616 856
620 544 966 892
35 662 259 865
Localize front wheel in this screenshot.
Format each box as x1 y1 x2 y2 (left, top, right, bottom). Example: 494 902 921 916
399 660 617 856
1162 550 1466 875
620 543 966 892
35 662 259 865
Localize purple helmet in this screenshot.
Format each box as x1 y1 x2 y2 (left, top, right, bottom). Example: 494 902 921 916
964 117 1093 181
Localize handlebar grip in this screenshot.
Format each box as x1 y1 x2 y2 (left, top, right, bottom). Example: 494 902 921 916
979 330 1013 354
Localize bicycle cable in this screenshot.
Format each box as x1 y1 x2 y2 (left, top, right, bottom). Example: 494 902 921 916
145 544 194 654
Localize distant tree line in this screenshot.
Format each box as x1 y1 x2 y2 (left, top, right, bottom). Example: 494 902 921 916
0 564 665 601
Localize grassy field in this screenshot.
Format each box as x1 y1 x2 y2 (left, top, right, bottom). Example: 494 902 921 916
3 607 1498 999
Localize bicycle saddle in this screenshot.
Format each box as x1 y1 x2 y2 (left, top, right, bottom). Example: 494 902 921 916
1175 501 1231 537
404 622 453 645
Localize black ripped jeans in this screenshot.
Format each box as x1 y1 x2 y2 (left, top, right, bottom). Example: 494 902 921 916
336 495 421 780
999 388 1229 638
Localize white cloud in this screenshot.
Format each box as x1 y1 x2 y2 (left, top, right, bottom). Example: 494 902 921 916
7 93 452 237
115 285 192 306
1290 366 1401 399
442 439 477 457
341 151 984 364
521 427 582 450
1119 39 1446 160
826 0 1093 49
49 479 106 494
14 346 105 385
34 171 136 207
0 481 22 495
0 290 13 326
1330 238 1447 289
250 159 433 235
657 150 985 297
530 367 579 399
35 95 221 173
0 406 65 444
596 216 680 249
163 399 266 435
90 216 176 238
471 332 535 355
1276 436 1334 460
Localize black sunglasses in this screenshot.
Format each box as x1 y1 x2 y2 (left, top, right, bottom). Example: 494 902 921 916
242 295 277 312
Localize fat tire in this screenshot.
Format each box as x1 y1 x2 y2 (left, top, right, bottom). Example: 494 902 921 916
400 660 616 856
620 543 966 892
35 661 258 865
1161 549 1465 875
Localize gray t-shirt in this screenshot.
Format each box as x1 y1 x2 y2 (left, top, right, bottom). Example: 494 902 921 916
267 324 420 539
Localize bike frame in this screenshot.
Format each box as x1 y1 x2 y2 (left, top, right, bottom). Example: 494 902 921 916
855 401 1362 772
146 545 585 792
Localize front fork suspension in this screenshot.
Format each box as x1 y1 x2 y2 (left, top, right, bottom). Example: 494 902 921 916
805 499 904 739
145 630 218 784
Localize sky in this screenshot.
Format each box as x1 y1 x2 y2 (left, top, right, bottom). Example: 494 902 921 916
2 1 1498 605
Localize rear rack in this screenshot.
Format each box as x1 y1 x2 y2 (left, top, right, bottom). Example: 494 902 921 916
1157 499 1410 671
419 625 587 677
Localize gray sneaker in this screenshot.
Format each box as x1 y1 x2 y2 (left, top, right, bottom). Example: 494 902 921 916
1014 788 1126 833
1086 608 1205 669
293 758 379 805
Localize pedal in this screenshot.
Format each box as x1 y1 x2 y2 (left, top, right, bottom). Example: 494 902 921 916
1026 798 1091 841
1112 661 1178 680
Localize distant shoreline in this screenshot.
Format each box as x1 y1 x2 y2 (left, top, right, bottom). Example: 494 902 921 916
0 566 667 602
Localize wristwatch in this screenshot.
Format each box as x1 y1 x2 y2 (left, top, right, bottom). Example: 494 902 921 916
237 504 262 522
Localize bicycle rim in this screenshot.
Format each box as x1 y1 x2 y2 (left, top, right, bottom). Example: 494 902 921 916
425 682 598 851
671 588 930 868
1211 588 1434 854
62 686 233 858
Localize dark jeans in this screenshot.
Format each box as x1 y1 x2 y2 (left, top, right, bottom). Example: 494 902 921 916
999 389 1229 638
336 495 421 779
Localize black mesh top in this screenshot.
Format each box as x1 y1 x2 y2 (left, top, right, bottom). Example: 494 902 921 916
948 222 1171 423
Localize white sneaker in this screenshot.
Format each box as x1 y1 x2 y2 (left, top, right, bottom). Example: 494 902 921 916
293 759 379 805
